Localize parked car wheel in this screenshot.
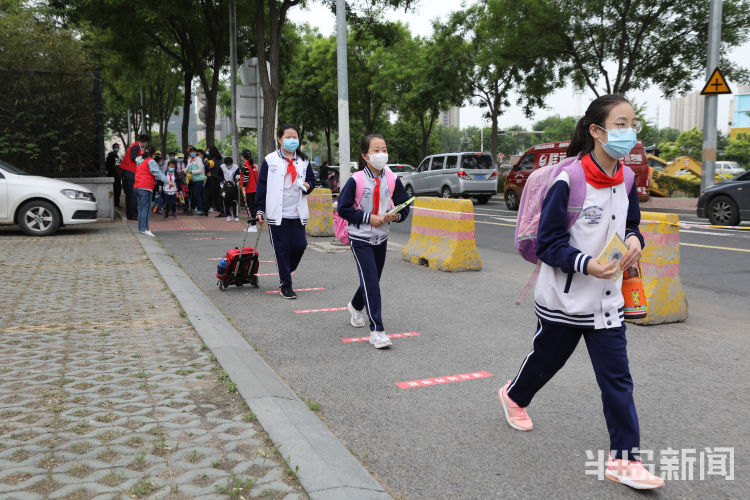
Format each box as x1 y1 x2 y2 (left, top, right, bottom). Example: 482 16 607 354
504 190 520 210
18 200 61 236
707 195 741 226
441 186 452 198
476 195 490 205
405 184 414 198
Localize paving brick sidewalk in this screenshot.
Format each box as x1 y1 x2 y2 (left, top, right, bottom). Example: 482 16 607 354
0 223 307 499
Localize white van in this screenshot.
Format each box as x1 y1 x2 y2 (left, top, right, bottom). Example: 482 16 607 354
715 161 745 178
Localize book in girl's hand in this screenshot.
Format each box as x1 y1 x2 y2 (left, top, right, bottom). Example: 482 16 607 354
597 233 629 280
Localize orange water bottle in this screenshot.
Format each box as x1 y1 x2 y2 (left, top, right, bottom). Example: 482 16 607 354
622 267 647 319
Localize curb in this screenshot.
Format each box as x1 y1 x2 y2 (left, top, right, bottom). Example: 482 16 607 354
126 220 393 500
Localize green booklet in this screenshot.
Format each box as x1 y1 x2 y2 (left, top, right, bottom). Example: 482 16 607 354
388 196 416 215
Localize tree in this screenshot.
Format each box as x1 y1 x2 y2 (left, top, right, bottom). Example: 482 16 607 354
379 32 471 159
547 0 750 97
254 0 417 158
533 116 577 143
439 0 561 163
658 127 703 161
0 1 100 176
278 28 338 161
724 133 750 168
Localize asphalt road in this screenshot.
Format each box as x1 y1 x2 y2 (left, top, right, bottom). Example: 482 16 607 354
151 199 749 499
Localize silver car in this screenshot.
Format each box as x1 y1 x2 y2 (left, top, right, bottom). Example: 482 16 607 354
402 152 497 204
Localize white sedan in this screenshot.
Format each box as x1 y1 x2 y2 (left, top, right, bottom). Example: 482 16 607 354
0 159 98 236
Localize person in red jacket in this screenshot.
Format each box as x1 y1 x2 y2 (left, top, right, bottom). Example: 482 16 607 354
120 134 150 220
239 149 258 219
133 145 168 237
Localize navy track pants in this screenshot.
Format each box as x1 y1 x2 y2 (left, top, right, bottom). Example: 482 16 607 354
350 239 388 332
507 319 641 460
268 218 307 288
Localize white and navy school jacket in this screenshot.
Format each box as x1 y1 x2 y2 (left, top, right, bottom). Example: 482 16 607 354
255 149 316 226
338 167 411 245
534 155 645 330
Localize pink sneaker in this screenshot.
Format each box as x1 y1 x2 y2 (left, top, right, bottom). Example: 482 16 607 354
606 456 665 490
498 380 533 431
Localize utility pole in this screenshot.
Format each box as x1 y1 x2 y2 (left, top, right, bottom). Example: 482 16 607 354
336 0 351 188
701 0 722 192
229 0 239 164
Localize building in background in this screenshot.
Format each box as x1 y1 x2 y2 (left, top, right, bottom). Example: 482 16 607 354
439 106 460 129
729 85 750 138
669 91 704 132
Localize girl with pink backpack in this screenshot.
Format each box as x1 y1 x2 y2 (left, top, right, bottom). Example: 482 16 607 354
337 134 411 349
499 95 664 490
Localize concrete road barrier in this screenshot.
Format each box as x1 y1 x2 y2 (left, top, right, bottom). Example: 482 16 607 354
306 188 334 237
402 197 482 271
629 211 688 325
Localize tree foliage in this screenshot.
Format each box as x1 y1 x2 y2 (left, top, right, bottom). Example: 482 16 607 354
724 133 750 167
548 0 750 96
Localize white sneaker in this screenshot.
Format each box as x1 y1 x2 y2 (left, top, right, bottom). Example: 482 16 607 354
144 230 156 237
369 331 392 349
347 302 366 328
209 208 215 213
226 216 232 222
234 216 240 222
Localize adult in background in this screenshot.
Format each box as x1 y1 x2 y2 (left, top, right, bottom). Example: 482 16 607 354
120 134 150 220
185 146 206 215
220 156 240 222
105 143 122 208
133 145 168 237
255 123 316 299
318 160 330 189
240 149 258 219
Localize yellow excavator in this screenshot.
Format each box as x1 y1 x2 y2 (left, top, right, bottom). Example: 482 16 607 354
647 155 728 196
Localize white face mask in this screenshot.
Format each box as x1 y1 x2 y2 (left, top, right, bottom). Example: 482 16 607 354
368 152 388 171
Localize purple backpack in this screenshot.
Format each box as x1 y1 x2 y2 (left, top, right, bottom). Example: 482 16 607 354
514 154 634 303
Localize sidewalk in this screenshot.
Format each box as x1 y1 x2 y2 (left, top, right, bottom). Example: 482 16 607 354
0 223 305 499
639 196 697 214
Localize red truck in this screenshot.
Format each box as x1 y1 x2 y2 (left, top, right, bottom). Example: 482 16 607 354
503 140 650 210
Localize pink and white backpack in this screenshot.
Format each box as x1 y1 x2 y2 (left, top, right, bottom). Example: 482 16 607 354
514 154 634 303
334 168 397 245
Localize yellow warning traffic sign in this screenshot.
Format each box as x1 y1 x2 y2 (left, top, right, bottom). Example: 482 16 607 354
700 67 732 95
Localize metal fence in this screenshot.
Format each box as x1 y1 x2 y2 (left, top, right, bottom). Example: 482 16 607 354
0 68 104 178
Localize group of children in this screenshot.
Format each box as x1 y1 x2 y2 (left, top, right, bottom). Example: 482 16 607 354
255 96 664 491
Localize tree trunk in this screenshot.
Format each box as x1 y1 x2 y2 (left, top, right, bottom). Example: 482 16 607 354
181 70 193 151
490 113 499 164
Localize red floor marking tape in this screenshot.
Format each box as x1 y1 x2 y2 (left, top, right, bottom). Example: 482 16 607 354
266 287 325 294
208 258 221 261
396 371 494 389
257 272 279 276
295 306 348 314
342 332 421 343
191 237 226 241
185 232 215 235
260 260 276 263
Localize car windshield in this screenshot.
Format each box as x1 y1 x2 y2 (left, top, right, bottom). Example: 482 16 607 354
0 159 30 175
733 170 750 181
461 154 493 170
389 165 414 173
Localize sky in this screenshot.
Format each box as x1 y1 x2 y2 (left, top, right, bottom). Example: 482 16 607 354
288 0 750 133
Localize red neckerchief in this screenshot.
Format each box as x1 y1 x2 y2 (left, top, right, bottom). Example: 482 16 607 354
581 153 623 189
372 177 381 215
284 156 297 184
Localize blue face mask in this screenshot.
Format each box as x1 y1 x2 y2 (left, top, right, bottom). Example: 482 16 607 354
282 138 299 152
113 148 120 153
168 167 175 172
597 126 637 160
190 152 197 158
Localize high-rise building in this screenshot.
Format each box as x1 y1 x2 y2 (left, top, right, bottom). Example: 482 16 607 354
669 91 704 132
439 106 460 129
729 85 750 138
